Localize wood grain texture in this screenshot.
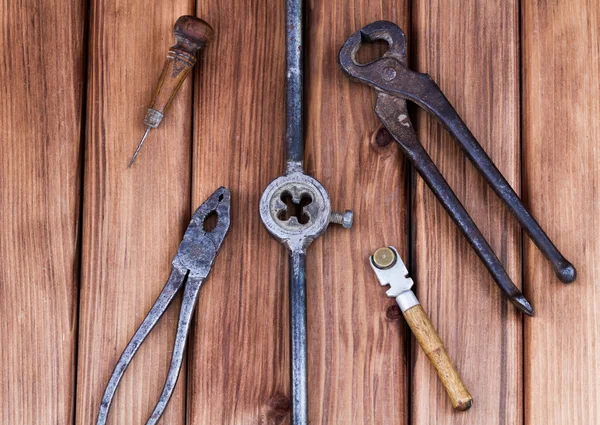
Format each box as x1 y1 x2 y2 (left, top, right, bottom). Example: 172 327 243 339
522 2 600 424
403 304 472 411
2 0 598 422
304 2 410 423
411 0 522 422
0 0 85 423
188 1 289 423
188 1 409 424
75 2 195 424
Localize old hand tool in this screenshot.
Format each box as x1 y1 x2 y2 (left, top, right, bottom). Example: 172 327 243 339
96 187 230 425
259 0 352 423
370 246 472 410
128 16 213 167
339 21 576 315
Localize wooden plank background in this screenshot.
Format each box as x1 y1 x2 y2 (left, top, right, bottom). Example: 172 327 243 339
75 1 194 423
522 1 600 424
411 0 522 423
0 0 85 423
0 0 598 424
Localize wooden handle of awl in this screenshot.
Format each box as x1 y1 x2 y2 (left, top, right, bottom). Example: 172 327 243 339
403 304 473 411
143 16 213 128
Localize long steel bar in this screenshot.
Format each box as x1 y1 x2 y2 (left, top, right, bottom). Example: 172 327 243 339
286 0 309 422
285 0 304 173
289 250 308 424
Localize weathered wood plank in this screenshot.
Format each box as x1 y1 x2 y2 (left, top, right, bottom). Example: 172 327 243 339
188 1 409 424
188 1 289 423
522 2 600 424
411 0 522 421
304 2 409 423
0 0 85 423
75 1 194 423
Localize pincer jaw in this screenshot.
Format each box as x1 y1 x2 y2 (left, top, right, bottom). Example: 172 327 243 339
190 186 231 250
172 187 231 278
338 20 408 78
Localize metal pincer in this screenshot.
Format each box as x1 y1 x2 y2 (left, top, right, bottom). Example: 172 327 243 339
339 21 576 315
96 187 231 425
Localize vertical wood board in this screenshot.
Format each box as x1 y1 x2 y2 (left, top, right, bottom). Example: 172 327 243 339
76 1 195 423
189 1 289 423
0 0 85 423
411 0 522 422
188 1 410 424
305 1 410 423
522 2 600 424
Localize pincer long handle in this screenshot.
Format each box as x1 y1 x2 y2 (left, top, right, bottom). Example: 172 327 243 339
401 73 576 284
403 304 473 411
97 268 186 425
375 94 534 315
146 275 203 425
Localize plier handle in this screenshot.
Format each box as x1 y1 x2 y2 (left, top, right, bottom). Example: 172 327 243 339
339 21 576 314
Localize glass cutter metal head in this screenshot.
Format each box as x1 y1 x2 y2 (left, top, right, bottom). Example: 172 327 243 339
96 187 231 425
338 21 576 315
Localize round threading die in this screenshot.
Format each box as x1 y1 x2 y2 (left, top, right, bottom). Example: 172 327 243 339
259 172 332 251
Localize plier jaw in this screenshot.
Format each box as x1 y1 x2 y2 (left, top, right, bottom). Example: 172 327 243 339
172 186 231 279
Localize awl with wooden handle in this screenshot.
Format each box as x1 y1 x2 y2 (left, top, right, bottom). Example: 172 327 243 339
129 15 213 167
370 246 473 411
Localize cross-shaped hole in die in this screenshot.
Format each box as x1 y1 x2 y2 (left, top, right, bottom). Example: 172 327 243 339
277 190 312 225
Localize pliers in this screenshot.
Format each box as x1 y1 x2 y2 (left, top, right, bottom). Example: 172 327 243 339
339 21 576 315
96 187 231 425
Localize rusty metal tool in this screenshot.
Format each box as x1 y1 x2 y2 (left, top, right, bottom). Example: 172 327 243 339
370 246 472 410
339 21 576 315
259 0 353 423
128 16 213 167
96 187 230 425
